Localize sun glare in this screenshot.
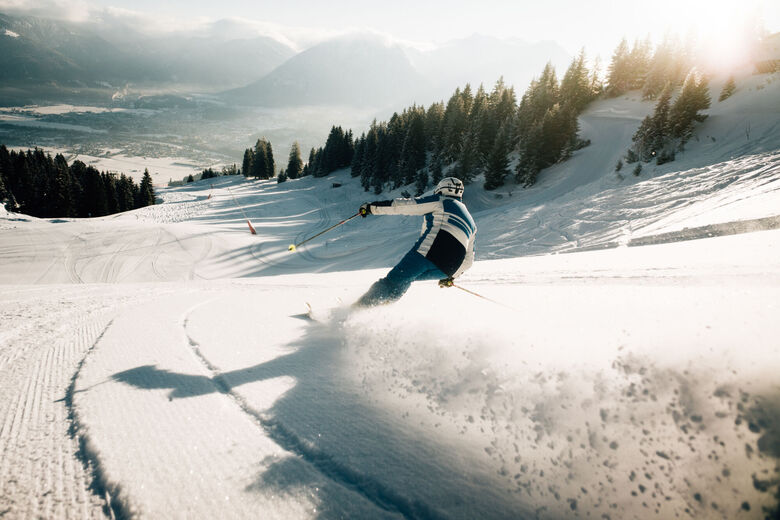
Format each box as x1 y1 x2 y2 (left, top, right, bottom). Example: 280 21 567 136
658 0 766 74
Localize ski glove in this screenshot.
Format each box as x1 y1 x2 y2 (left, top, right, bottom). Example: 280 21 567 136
359 203 372 218
438 277 454 288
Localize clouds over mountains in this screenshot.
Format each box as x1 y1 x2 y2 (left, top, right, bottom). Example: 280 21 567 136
1 9 571 108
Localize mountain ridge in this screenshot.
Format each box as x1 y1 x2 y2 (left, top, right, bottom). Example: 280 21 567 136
1 12 572 108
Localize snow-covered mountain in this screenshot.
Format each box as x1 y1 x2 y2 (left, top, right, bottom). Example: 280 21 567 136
1 11 572 108
227 34 572 108
0 12 145 84
225 35 430 108
0 13 296 90
1 72 779 519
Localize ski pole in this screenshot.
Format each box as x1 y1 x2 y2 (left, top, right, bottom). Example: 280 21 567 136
288 212 360 252
451 283 518 312
225 184 256 235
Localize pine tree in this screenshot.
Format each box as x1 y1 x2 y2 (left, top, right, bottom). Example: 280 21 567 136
650 84 673 151
351 135 365 178
117 174 135 210
606 38 632 96
455 125 481 184
0 169 6 204
642 36 689 100
286 142 303 179
241 148 254 177
102 173 118 214
384 113 404 188
471 86 498 163
669 73 711 142
424 101 445 153
627 37 653 90
539 103 578 165
137 169 155 207
372 123 391 193
0 145 10 204
461 84 474 118
344 129 355 166
719 75 736 102
560 49 593 112
131 183 140 209
489 77 517 125
304 148 316 177
50 154 73 217
30 150 53 217
516 62 559 145
69 155 86 216
484 122 511 190
430 155 443 185
322 126 343 174
81 164 107 217
7 150 32 213
631 82 673 161
414 169 428 196
361 126 378 191
643 39 671 99
264 141 276 178
186 174 194 183
398 112 426 187
588 55 604 98
252 139 269 179
442 88 467 162
515 120 543 186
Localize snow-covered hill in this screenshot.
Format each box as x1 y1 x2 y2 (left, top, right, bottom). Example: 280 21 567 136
1 72 779 519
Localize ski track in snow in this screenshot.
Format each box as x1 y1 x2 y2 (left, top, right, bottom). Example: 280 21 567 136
181 305 440 520
71 293 412 519
0 287 142 519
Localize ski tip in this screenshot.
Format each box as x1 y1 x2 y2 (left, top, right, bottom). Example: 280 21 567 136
288 244 296 252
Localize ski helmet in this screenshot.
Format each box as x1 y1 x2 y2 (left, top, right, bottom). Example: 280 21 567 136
434 177 464 198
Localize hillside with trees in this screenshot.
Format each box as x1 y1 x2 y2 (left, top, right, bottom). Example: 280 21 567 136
0 146 155 218
257 51 601 195
273 31 772 196
627 74 712 166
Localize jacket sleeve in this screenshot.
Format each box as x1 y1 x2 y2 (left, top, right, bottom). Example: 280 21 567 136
369 195 441 216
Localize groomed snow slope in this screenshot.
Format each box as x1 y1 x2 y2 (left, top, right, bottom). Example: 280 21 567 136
1 73 779 519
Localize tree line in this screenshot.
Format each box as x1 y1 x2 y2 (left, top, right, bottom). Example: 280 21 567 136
605 35 744 103
346 53 598 194
180 164 240 184
240 128 354 184
0 145 155 218
245 52 600 196
605 36 746 170
242 31 763 194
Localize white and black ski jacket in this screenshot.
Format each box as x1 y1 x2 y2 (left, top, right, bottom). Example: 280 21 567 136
369 194 477 277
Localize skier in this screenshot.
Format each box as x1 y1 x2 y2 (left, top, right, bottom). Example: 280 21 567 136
354 177 477 307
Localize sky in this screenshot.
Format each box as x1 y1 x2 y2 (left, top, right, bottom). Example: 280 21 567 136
2 0 779 61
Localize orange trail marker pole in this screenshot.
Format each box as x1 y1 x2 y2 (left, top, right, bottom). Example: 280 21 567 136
225 184 257 235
